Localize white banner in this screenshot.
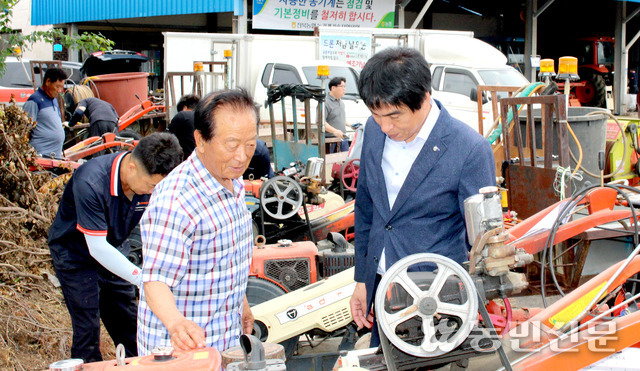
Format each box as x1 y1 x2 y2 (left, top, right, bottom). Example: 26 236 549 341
320 34 372 70
253 0 395 31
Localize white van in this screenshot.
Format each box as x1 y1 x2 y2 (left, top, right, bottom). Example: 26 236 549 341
426 35 530 136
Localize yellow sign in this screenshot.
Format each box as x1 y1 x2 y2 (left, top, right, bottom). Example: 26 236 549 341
549 281 607 329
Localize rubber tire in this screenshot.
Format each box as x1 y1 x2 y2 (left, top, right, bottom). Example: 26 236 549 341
246 277 299 359
119 129 142 140
126 224 143 268
575 71 606 108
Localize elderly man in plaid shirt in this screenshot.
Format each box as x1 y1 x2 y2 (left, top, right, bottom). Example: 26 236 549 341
137 89 257 354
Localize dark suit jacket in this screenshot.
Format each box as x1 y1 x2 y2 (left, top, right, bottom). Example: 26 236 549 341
354 100 496 308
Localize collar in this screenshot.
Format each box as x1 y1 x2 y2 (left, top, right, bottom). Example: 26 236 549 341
415 97 440 142
110 152 129 196
191 152 244 196
328 93 340 102
36 87 54 101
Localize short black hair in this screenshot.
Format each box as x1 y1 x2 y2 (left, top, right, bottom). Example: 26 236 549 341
131 132 183 175
177 94 200 111
358 47 431 112
329 76 346 90
44 68 68 84
194 88 258 141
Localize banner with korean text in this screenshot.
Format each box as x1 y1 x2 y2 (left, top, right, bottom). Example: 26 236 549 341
253 0 395 31
320 34 371 70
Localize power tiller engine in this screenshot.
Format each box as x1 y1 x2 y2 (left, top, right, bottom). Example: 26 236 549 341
337 186 533 370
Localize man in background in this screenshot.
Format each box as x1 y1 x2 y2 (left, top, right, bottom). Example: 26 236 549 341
167 94 200 158
23 67 68 158
325 76 350 153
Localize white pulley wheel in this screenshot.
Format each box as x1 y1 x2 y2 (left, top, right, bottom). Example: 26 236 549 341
375 253 478 358
260 176 304 220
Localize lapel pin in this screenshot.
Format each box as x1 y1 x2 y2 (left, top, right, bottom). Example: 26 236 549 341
433 146 440 152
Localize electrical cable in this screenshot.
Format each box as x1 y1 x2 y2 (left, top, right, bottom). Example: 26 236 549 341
540 184 640 307
567 111 627 179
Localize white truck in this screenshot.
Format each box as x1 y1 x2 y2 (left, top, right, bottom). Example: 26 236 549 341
163 29 530 136
163 32 371 129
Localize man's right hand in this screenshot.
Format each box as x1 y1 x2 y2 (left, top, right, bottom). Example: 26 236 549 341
350 282 372 329
167 318 206 351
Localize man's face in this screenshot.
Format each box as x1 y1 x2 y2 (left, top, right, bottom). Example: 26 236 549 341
127 160 165 195
42 79 64 99
195 105 257 184
331 81 346 99
369 93 431 143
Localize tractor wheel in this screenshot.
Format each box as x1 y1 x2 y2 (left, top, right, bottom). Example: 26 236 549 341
575 71 606 108
246 277 299 359
118 129 142 140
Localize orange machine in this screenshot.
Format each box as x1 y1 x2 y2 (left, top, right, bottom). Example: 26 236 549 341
46 347 221 371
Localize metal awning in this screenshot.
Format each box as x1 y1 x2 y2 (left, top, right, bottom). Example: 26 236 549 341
31 0 243 26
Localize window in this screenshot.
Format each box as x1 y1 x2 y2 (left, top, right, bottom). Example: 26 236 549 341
431 67 443 91
261 63 274 88
272 64 302 85
302 66 360 98
442 70 477 97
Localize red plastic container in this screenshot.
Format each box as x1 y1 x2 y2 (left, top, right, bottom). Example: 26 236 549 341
88 72 149 116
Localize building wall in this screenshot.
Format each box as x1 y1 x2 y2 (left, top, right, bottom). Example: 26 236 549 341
11 0 53 59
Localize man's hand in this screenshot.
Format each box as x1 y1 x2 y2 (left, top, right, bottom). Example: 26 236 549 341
350 282 373 329
242 296 255 335
167 318 206 351
334 129 345 140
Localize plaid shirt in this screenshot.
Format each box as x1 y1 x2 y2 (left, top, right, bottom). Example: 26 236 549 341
137 152 253 355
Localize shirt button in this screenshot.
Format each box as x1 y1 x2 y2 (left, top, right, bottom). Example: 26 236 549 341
373 256 379 262
385 224 392 231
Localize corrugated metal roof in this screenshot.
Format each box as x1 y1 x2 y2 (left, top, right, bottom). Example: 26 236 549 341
32 0 242 26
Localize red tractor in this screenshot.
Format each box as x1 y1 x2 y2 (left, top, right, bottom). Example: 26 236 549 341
555 36 614 108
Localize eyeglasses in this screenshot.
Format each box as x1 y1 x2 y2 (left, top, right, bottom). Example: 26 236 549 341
337 84 346 88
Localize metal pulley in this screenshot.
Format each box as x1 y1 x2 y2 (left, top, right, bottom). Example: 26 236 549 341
374 253 479 358
259 176 304 220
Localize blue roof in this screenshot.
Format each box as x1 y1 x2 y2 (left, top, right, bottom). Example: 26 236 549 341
31 0 243 26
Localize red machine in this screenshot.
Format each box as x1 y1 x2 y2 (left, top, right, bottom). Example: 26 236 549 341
337 186 640 370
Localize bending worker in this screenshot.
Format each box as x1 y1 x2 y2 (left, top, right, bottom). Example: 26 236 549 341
23 67 68 158
138 89 257 354
349 47 495 346
69 97 120 137
48 133 183 362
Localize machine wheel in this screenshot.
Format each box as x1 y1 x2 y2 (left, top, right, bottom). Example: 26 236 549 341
340 159 360 192
575 71 606 108
126 224 143 267
260 176 304 220
375 253 478 358
246 277 299 359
